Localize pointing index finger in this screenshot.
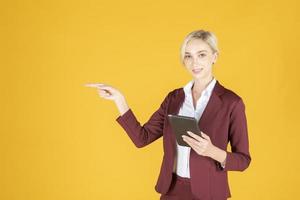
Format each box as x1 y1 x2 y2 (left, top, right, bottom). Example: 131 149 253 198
84 83 105 88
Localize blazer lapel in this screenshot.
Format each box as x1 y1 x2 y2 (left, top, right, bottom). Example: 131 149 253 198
198 81 225 138
168 80 226 140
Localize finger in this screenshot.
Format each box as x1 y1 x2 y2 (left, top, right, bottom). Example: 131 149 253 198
99 92 112 99
187 131 206 142
99 90 110 96
98 88 110 93
100 90 112 96
184 139 200 152
200 132 210 140
84 83 105 88
94 84 115 92
101 92 114 99
98 88 112 95
98 85 114 91
182 135 200 147
86 83 113 91
183 137 192 147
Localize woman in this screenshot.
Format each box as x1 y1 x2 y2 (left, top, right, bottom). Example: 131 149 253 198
85 29 251 200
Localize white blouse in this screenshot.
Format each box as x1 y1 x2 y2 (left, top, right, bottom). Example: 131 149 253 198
173 77 224 178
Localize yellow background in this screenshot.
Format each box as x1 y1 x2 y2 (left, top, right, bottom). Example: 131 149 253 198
1 0 299 199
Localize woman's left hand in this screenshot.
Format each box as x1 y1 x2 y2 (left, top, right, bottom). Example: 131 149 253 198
182 131 215 157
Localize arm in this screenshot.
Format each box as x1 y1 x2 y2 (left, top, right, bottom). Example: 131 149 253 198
216 98 251 171
115 91 171 148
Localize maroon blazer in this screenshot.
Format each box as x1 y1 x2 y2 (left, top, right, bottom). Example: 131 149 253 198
116 80 251 200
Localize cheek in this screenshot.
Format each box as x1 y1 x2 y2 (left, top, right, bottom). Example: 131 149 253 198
203 58 214 67
195 57 209 66
184 63 193 70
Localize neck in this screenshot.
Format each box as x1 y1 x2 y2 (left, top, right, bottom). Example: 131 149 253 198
192 75 214 93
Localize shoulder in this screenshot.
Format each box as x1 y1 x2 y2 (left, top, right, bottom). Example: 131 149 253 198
221 85 243 102
169 87 182 95
159 88 181 105
167 87 183 99
219 83 246 111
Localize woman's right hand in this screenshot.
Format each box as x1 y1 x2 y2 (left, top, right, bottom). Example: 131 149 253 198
84 83 124 101
84 82 129 115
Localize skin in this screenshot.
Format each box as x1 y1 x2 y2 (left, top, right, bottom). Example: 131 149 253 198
181 39 227 165
84 38 226 166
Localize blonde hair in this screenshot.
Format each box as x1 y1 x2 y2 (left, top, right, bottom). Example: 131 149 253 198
180 29 219 65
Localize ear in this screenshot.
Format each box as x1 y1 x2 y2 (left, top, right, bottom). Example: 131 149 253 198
213 52 218 64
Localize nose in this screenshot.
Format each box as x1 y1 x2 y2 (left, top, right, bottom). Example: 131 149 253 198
191 57 201 66
192 61 200 67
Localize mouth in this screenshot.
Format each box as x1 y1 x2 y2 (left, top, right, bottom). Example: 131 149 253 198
192 68 203 74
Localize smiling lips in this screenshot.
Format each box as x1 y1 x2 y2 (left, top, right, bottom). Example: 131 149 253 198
192 68 203 73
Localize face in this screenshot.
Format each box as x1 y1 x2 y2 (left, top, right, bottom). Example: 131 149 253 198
183 39 218 80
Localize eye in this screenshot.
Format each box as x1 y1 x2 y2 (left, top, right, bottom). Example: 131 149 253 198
184 55 191 59
198 53 206 57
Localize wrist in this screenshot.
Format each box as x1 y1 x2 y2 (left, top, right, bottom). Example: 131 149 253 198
208 144 217 158
209 145 226 164
114 97 129 115
114 95 125 103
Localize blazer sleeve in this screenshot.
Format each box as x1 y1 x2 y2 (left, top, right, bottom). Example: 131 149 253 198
217 98 251 171
115 91 172 148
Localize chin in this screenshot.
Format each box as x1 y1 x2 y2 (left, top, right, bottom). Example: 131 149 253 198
192 74 212 82
191 73 204 79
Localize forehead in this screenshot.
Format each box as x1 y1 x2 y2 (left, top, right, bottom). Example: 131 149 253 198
185 39 211 54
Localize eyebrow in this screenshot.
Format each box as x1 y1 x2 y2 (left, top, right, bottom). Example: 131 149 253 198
185 50 208 54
